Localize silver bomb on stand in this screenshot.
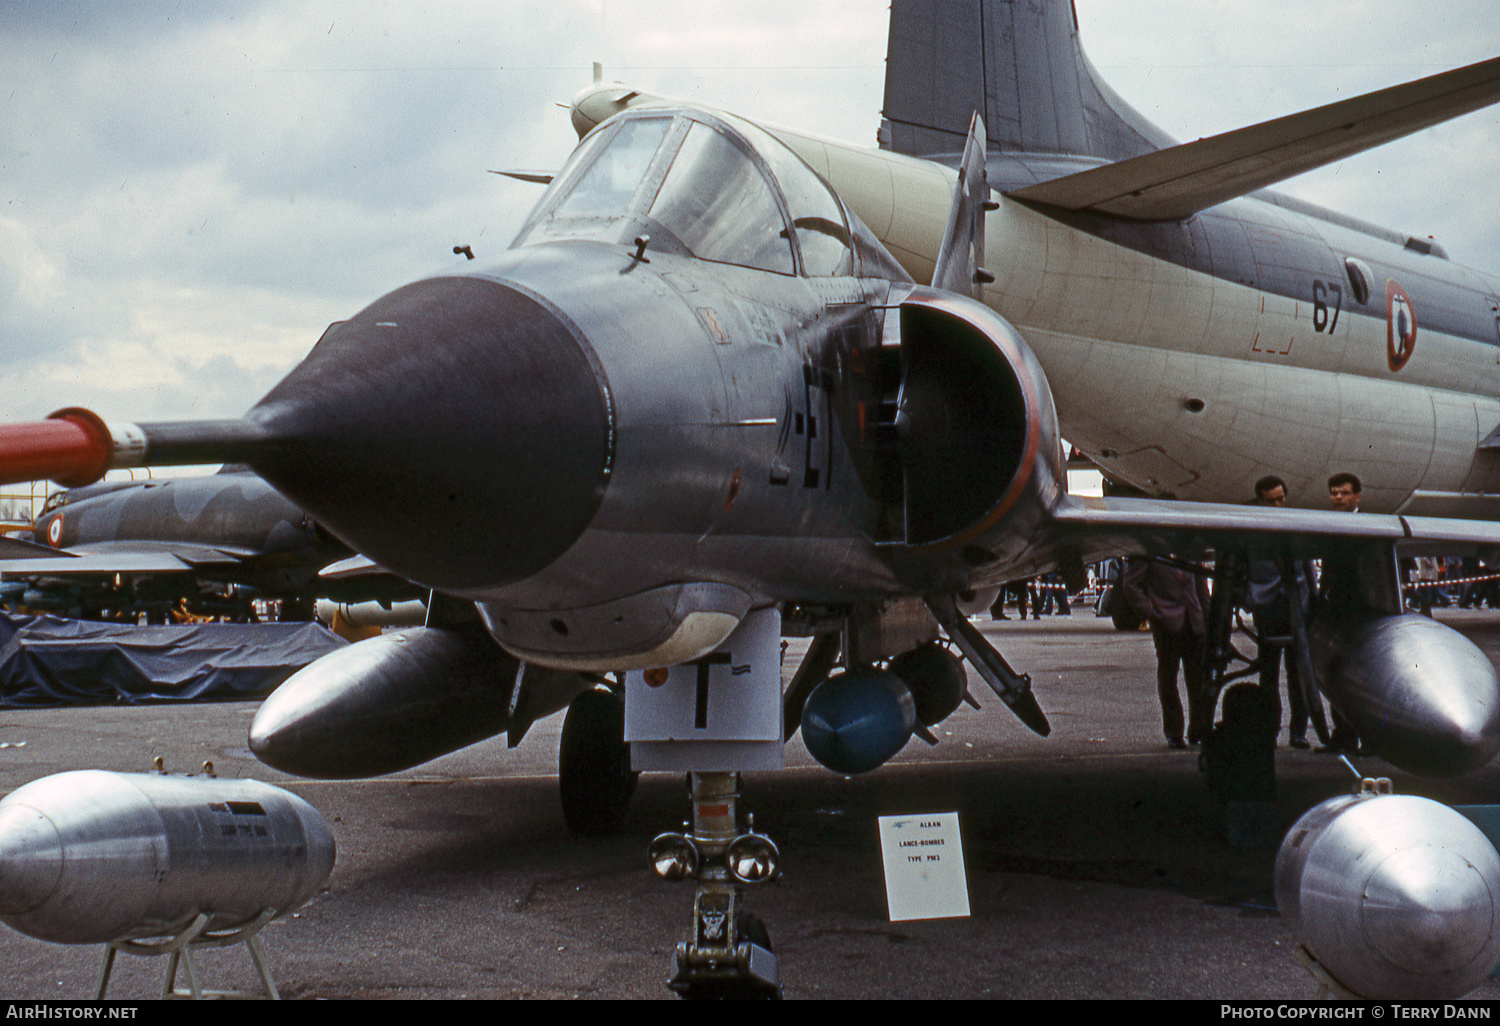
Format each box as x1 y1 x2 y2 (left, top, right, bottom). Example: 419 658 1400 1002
1275 785 1500 999
0 770 335 945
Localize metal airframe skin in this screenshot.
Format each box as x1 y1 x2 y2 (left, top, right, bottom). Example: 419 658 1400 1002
34 470 333 573
697 133 1500 516
573 4 1500 519
873 0 1500 516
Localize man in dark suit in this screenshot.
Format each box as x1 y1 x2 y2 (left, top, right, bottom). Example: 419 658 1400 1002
1121 557 1211 748
1247 475 1313 748
1319 472 1364 754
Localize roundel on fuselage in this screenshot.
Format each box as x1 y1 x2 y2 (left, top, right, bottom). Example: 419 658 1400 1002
1386 278 1417 372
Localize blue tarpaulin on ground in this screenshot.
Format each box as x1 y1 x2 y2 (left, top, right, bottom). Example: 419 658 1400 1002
0 613 347 707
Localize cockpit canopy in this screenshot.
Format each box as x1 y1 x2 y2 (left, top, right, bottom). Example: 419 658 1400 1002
512 107 907 282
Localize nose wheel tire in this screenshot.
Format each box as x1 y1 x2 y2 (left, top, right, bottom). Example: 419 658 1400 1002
558 686 638 836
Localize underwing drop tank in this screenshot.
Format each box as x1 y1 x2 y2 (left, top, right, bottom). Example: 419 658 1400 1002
1310 612 1500 776
1275 784 1500 999
250 625 588 778
0 770 335 945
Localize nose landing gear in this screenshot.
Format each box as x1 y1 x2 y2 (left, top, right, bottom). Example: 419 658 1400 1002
650 771 782 999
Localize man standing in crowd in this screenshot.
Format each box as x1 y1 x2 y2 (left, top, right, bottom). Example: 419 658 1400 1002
1246 475 1311 747
1320 472 1364 754
1327 472 1361 513
1253 475 1286 508
1038 571 1071 615
1122 556 1211 749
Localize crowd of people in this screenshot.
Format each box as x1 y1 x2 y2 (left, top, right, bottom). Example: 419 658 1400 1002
1121 472 1367 752
987 472 1493 756
987 572 1073 620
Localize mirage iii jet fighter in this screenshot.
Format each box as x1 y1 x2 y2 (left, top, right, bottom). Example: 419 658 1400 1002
2 64 1500 995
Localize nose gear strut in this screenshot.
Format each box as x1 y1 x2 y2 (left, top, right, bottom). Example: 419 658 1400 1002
650 771 782 999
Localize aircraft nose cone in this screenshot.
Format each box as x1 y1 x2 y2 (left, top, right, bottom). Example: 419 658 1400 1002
248 276 612 593
0 804 64 916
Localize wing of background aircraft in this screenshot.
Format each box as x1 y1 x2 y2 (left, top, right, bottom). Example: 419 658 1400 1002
0 535 74 560
1007 55 1500 222
1 540 258 573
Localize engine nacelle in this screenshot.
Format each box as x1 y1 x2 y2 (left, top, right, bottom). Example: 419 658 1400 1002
1310 612 1500 776
1275 787 1500 999
886 288 1068 591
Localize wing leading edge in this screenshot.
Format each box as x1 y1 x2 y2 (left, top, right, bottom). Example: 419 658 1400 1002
0 541 255 576
1046 493 1500 568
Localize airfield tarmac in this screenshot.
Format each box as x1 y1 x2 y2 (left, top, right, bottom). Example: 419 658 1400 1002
3 609 1500 1000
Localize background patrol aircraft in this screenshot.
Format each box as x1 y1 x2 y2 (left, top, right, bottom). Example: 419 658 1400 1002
889 2 1500 520
1 0 1500 998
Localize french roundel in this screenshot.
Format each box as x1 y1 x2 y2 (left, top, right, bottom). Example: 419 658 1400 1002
1386 279 1417 372
47 514 63 547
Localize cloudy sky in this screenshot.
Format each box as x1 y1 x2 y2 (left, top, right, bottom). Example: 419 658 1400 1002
2 1 1497 441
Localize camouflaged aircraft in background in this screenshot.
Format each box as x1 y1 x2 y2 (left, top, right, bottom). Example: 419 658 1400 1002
0 467 420 621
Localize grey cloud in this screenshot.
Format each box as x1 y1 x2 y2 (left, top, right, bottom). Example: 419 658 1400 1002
0 0 1496 427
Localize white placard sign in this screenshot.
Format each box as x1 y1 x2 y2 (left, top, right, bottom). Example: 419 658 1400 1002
877 812 970 922
623 607 781 742
622 607 784 771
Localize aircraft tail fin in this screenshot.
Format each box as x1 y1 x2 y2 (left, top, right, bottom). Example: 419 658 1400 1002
881 0 1173 161
884 3 1500 222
